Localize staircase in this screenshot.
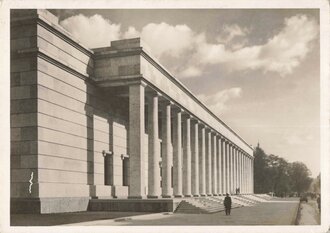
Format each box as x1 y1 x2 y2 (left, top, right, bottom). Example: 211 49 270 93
175 197 225 213
175 196 243 214
252 194 273 201
174 194 273 214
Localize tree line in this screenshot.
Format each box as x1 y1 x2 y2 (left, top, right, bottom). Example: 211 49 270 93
253 145 315 197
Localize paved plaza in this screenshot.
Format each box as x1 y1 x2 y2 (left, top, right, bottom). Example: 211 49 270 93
11 198 300 226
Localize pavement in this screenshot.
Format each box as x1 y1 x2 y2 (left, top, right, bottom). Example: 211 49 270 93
11 197 300 226
11 211 150 226
297 200 320 225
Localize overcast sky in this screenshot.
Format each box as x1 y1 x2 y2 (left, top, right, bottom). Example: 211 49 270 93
51 9 320 177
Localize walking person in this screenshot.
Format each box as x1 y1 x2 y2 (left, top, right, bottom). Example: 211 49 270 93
224 193 232 216
317 194 321 213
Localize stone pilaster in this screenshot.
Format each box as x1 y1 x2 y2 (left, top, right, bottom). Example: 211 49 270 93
128 83 146 198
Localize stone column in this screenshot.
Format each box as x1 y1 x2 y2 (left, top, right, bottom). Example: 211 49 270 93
249 156 252 193
191 119 199 197
147 92 161 198
206 129 212 196
173 108 183 197
248 156 250 194
252 157 254 194
250 156 253 194
231 144 235 194
225 141 230 193
232 146 236 194
236 148 241 194
227 142 232 194
243 154 246 194
128 83 146 198
244 153 248 194
212 132 217 195
217 137 222 195
161 101 173 198
182 115 192 197
239 150 243 193
221 138 226 195
199 125 206 196
236 148 239 194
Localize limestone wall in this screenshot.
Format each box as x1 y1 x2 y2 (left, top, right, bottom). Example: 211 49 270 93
10 10 130 209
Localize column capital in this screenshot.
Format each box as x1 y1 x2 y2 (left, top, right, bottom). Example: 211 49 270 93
198 121 205 127
159 98 174 106
211 130 218 136
220 136 227 142
172 105 184 113
190 117 200 124
128 79 148 87
146 89 162 98
205 126 212 133
182 112 192 119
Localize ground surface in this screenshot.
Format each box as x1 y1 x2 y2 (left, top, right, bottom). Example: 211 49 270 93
11 197 301 226
11 211 150 226
297 199 320 225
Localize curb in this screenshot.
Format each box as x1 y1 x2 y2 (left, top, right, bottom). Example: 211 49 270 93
293 201 301 225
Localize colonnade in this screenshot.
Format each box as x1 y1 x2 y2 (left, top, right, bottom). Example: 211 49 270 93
128 82 254 199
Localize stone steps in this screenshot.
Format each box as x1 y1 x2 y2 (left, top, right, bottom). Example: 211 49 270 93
231 196 254 206
252 194 273 201
175 196 244 214
236 195 260 204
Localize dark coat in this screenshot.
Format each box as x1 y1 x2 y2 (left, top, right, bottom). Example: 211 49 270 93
224 196 232 208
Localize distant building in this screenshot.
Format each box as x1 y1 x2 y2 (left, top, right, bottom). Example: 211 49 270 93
10 9 254 213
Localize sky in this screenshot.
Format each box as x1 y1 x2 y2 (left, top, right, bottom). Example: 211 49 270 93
50 9 320 177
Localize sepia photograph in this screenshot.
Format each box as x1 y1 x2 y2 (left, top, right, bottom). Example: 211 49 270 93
0 0 329 232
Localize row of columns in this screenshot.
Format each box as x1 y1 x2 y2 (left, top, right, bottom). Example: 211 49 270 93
128 83 254 198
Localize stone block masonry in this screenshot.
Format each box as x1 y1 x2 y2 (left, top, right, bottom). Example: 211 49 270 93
10 9 254 214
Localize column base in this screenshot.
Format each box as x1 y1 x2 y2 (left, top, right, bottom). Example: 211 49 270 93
193 194 200 197
161 195 173 198
147 195 160 199
207 194 212 196
200 194 206 197
184 194 192 197
174 195 183 198
128 196 146 199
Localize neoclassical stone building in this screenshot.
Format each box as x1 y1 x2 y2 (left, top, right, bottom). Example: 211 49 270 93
10 9 254 213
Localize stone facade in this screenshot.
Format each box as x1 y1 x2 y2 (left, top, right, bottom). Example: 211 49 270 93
10 9 254 214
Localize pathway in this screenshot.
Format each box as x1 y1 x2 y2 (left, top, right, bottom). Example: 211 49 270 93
64 197 299 226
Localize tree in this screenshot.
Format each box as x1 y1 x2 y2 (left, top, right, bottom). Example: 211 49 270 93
288 162 313 196
267 154 291 197
253 146 272 193
253 145 313 197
